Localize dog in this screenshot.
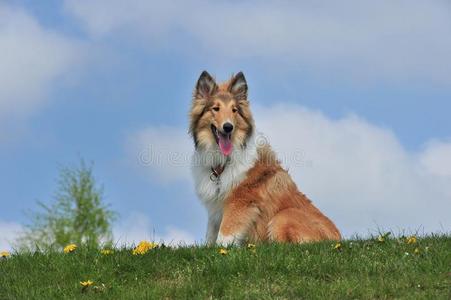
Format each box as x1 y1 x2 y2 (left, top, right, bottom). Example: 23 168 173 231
190 71 341 245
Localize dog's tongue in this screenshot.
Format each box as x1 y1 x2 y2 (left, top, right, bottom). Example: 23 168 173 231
218 135 233 156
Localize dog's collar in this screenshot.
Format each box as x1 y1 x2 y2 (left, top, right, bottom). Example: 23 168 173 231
210 165 225 181
209 156 231 182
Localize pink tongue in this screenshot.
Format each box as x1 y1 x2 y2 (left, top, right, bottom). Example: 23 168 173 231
218 135 233 156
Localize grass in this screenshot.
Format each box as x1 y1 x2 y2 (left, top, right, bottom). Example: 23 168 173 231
1 235 450 299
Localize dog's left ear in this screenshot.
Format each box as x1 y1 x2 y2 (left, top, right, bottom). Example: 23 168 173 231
229 72 248 100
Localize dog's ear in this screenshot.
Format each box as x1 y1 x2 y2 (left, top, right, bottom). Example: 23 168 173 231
229 72 248 100
195 71 217 99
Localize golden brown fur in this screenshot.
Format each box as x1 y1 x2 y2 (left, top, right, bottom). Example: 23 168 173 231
190 71 340 244
222 145 341 243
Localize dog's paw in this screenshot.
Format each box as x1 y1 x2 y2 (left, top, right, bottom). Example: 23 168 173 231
216 233 237 246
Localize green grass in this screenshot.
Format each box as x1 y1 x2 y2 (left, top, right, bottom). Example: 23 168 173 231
1 235 450 299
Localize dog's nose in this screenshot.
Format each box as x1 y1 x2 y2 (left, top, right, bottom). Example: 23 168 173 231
223 122 234 133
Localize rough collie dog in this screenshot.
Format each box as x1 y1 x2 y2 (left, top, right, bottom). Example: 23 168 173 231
190 71 340 245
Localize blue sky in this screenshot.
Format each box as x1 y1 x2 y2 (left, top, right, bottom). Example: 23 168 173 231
1 1 450 249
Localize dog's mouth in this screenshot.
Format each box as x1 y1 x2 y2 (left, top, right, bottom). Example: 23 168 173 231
211 124 233 156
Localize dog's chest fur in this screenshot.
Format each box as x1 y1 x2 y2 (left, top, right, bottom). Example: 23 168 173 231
191 137 258 216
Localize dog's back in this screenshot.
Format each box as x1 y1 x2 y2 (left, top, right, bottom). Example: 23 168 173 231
218 144 341 244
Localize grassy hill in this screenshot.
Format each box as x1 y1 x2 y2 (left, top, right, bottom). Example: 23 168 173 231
1 235 450 299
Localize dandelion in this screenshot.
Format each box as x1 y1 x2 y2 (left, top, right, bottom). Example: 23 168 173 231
333 242 342 251
377 232 391 243
406 236 417 244
414 248 420 254
0 251 10 258
218 248 228 255
132 241 158 255
80 280 94 287
100 249 113 255
80 280 94 292
63 244 77 253
247 243 256 253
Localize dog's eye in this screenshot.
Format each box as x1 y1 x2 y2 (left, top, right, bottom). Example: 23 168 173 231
232 108 238 113
212 107 220 112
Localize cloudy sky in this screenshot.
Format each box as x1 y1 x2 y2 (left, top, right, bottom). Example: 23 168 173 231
1 0 450 250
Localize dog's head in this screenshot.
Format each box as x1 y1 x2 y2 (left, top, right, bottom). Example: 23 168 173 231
189 71 254 156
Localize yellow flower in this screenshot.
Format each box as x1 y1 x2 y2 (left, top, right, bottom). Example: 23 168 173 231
414 248 420 254
80 280 94 287
100 249 113 255
406 236 417 244
377 232 391 243
63 244 77 253
132 241 158 255
218 248 228 255
247 243 256 249
333 242 342 250
0 251 10 258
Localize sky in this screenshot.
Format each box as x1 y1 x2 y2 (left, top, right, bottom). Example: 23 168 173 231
1 0 451 250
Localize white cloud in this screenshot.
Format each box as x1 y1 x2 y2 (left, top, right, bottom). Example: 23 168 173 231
65 0 451 84
420 140 451 178
128 103 451 237
0 4 86 141
113 212 195 247
0 221 24 251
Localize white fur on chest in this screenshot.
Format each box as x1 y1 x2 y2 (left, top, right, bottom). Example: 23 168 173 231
191 136 258 216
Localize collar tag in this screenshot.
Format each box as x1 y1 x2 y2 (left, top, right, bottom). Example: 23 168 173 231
209 156 230 182
210 165 224 182
210 171 219 182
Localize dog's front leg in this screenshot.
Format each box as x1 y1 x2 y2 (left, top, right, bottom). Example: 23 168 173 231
216 199 259 246
205 212 221 245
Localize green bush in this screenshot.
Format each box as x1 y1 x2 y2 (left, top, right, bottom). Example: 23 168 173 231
17 160 116 250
